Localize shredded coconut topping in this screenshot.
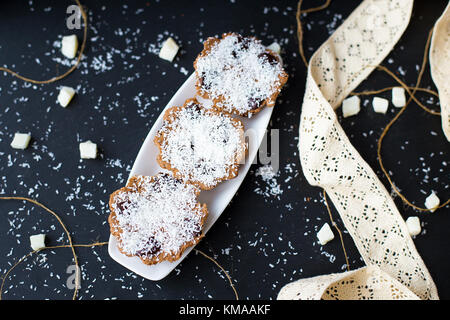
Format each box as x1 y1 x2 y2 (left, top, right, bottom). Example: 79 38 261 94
195 33 285 114
110 174 206 260
157 100 245 188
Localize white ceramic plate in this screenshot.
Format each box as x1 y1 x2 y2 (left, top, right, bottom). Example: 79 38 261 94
108 72 274 280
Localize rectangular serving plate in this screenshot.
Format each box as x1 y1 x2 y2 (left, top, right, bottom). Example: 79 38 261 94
108 72 274 280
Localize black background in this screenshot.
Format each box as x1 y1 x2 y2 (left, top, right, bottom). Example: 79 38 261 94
0 0 448 300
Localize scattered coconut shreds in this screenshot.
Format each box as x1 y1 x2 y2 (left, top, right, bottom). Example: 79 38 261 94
254 165 283 199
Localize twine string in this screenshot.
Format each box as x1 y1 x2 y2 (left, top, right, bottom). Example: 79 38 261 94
351 86 439 98
296 0 332 68
195 249 239 300
322 190 351 271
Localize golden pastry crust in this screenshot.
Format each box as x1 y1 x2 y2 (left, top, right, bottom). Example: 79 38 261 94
109 174 208 265
194 32 288 116
154 98 247 190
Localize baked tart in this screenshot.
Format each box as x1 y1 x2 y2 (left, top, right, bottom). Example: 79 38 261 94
194 32 288 116
109 173 208 265
154 98 247 190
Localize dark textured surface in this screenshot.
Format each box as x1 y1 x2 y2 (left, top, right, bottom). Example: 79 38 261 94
0 0 448 300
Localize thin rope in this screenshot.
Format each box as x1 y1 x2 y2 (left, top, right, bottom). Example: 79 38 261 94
195 249 239 300
322 190 351 272
351 86 439 98
296 0 332 68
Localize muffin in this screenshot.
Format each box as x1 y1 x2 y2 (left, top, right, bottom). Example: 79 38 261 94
109 173 208 265
194 32 288 116
154 98 247 190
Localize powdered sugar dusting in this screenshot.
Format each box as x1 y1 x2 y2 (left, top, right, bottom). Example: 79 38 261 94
195 33 285 115
157 101 245 188
110 174 206 261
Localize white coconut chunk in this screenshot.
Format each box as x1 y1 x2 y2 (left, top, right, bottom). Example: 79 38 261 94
57 86 76 107
267 42 281 55
158 37 179 62
406 216 421 237
11 133 31 150
30 234 46 251
392 87 406 108
317 223 334 245
342 96 360 118
61 34 78 59
79 140 97 159
372 96 389 114
425 192 440 212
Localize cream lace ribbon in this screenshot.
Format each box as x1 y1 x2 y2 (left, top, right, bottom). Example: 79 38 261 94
278 265 420 300
278 0 449 300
